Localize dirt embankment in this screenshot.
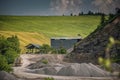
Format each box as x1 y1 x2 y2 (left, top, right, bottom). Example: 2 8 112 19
68 15 120 63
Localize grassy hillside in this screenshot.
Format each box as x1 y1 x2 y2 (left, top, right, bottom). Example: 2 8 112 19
0 16 100 52
0 16 100 37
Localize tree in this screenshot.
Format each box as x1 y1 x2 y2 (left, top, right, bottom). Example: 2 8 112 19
7 35 21 54
108 13 114 20
78 13 81 16
40 44 51 54
115 7 120 14
70 13 73 16
88 11 94 15
100 14 105 25
81 12 84 15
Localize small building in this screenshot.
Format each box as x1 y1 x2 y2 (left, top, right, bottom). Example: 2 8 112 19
25 43 40 53
51 37 82 50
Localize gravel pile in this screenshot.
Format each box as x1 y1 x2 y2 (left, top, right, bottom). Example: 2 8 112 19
27 63 111 77
0 71 17 80
57 63 110 77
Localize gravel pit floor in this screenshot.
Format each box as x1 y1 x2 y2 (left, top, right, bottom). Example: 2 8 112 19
13 54 118 80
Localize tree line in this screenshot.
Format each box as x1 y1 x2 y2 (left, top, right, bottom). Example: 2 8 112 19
63 7 120 16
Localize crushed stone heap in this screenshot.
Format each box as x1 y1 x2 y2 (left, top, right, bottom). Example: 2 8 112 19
0 71 17 80
27 62 111 77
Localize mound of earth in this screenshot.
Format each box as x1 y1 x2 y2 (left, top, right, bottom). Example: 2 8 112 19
57 63 110 77
67 15 120 63
0 71 17 80
27 62 111 77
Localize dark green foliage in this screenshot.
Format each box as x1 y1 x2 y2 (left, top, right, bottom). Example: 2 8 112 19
87 11 94 15
92 14 106 33
80 12 84 15
5 48 18 64
100 14 105 25
44 77 54 80
7 35 21 54
39 44 67 54
115 7 120 15
78 13 81 16
51 48 67 54
70 13 73 16
58 48 67 54
40 44 52 54
91 13 118 35
39 45 67 54
41 59 48 64
0 35 20 72
0 35 21 55
0 54 12 72
108 14 115 20
51 48 58 54
0 36 10 55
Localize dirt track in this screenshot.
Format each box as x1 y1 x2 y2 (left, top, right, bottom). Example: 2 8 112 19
13 54 117 80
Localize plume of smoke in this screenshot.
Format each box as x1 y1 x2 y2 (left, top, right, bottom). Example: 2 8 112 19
50 0 82 15
92 0 120 14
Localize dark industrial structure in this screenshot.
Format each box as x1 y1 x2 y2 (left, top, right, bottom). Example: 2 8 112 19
25 43 40 53
51 37 82 50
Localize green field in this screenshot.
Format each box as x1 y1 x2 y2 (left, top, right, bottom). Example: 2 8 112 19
0 15 100 51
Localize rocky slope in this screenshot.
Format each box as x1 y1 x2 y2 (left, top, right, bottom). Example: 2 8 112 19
67 15 120 63
0 71 17 80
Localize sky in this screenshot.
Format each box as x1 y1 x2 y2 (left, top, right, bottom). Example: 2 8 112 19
0 0 120 16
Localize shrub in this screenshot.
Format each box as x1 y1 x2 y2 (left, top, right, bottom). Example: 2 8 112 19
40 44 51 54
7 35 21 54
41 59 48 64
51 48 58 54
58 48 67 54
0 54 12 72
0 36 10 55
44 77 54 80
5 48 19 64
